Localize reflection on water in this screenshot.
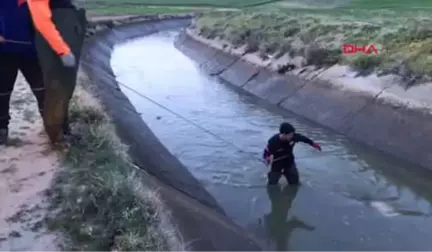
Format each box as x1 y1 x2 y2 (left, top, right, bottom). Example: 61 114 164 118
110 30 432 250
263 185 315 250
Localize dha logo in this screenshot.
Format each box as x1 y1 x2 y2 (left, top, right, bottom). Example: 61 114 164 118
343 44 379 54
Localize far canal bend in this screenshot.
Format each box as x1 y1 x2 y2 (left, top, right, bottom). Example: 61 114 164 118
110 30 432 251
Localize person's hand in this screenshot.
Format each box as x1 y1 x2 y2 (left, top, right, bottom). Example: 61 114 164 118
0 35 5 43
60 52 76 67
312 142 321 151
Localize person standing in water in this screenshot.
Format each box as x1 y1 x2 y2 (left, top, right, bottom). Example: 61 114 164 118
263 122 322 185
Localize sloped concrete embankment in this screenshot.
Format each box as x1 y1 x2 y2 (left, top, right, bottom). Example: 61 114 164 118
81 16 264 250
174 31 432 172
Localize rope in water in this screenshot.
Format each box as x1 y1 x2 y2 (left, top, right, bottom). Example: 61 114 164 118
79 56 323 165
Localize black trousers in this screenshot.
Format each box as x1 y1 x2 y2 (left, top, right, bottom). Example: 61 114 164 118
0 52 45 129
267 160 300 185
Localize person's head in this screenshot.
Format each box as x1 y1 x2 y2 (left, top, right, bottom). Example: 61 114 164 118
279 122 295 141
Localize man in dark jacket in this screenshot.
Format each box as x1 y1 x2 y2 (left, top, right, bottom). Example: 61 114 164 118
0 0 45 145
263 122 322 185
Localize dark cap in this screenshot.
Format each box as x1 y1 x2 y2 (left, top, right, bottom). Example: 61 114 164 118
279 122 295 134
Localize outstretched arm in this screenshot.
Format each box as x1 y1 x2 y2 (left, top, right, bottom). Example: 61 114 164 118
295 133 321 151
26 0 71 56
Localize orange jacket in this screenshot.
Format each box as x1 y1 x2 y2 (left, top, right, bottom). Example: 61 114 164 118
26 0 71 56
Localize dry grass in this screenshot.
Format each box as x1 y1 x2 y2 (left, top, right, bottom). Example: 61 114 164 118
193 4 432 81
44 84 185 251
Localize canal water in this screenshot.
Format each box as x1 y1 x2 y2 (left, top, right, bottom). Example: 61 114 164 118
110 30 432 250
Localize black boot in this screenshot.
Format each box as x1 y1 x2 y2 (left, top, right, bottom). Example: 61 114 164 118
62 112 71 136
63 121 71 136
0 128 8 145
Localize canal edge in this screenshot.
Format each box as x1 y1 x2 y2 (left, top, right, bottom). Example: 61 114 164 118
175 27 432 173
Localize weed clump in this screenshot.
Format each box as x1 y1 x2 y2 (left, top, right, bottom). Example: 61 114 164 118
347 54 383 72
305 44 341 66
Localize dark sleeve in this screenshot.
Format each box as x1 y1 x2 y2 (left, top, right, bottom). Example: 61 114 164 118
268 137 279 154
294 133 314 145
263 138 276 159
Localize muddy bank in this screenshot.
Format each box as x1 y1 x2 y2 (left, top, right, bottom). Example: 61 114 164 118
0 74 61 250
174 30 432 172
81 16 263 250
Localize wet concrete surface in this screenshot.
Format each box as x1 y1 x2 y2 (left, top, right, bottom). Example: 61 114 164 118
110 30 432 250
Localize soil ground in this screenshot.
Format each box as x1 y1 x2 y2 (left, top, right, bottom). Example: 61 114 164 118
0 74 61 251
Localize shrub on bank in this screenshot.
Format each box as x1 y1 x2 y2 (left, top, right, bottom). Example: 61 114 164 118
44 86 183 251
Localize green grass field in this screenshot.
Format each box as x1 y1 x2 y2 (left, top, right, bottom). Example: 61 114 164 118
87 6 200 15
86 0 280 8
85 0 281 15
84 0 432 79
194 0 432 79
85 0 432 14
86 0 432 9
85 0 432 78
344 0 432 9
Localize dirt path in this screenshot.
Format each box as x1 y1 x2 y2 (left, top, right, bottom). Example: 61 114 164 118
0 74 60 250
